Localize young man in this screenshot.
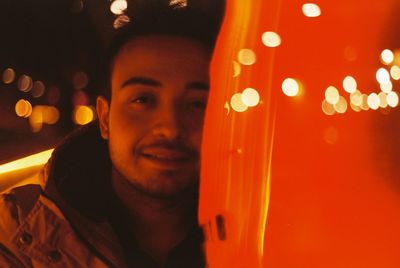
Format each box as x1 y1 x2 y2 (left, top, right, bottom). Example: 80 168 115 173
0 9 221 267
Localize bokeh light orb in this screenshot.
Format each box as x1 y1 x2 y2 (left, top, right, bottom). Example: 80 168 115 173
325 86 340 105
282 78 300 97
261 31 281 48
230 93 248 112
241 88 260 107
2 68 15 84
237 49 256 65
376 68 390 84
367 93 380 110
343 76 357 93
387 91 399 108
302 3 321 18
381 49 394 65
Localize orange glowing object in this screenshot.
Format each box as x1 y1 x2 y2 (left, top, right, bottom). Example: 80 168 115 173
199 0 276 267
200 0 400 267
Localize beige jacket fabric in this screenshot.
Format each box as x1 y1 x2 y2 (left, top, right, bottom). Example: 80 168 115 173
0 123 205 268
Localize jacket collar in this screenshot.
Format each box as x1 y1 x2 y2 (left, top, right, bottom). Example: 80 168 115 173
42 121 127 267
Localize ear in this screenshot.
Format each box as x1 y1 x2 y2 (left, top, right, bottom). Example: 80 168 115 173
96 96 110 140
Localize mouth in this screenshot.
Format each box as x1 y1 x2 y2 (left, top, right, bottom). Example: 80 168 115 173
140 148 193 168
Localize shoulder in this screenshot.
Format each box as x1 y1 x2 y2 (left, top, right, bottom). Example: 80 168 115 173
0 184 42 241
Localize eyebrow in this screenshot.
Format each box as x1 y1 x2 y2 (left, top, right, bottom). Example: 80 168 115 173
120 76 162 89
120 76 209 91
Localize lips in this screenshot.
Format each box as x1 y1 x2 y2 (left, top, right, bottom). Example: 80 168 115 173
140 147 193 167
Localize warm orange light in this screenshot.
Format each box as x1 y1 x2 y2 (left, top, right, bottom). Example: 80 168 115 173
387 91 399 107
110 0 127 15
378 92 388 108
343 76 357 93
380 81 393 93
230 93 248 112
15 99 32 118
113 14 131 29
31 81 46 98
42 106 60 125
381 49 394 65
2 68 15 84
367 93 380 110
390 65 400 80
376 68 390 84
232 60 241 77
74 105 94 125
238 48 256 65
261 31 281 47
241 88 260 107
18 75 33 92
325 86 340 104
322 100 335 115
0 149 53 175
29 106 44 133
169 0 188 8
282 78 300 97
302 3 321 18
350 90 362 106
334 96 348 114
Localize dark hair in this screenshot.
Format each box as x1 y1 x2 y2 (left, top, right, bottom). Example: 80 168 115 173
100 8 224 100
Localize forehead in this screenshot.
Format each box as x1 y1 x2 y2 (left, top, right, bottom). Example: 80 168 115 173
111 35 211 86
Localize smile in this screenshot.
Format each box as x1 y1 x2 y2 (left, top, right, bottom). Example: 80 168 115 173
140 148 193 167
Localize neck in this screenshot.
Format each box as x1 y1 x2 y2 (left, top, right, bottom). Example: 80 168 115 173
111 168 198 265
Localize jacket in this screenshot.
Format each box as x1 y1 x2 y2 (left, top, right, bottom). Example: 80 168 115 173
0 122 205 268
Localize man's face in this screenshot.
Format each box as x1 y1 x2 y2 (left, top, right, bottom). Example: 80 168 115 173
97 35 210 199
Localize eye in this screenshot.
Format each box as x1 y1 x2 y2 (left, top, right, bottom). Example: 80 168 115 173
132 95 150 104
129 93 156 106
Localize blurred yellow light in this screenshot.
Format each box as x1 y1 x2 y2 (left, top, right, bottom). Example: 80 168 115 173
387 91 399 108
2 68 15 84
380 81 393 93
241 88 260 107
29 106 44 133
261 31 281 48
350 90 362 106
343 76 357 93
74 105 94 125
113 14 131 29
325 86 340 105
350 102 361 112
232 60 241 77
237 49 256 65
376 68 390 84
230 93 248 112
381 49 394 65
282 78 300 97
322 100 335 115
110 0 127 15
18 75 33 92
302 3 321 17
334 96 348 114
169 0 188 8
31 81 46 98
15 99 32 118
0 149 53 175
378 92 388 108
224 101 230 115
367 93 380 110
43 106 60 125
361 94 369 111
390 65 400 80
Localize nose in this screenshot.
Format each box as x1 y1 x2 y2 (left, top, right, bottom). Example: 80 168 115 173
152 105 181 140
